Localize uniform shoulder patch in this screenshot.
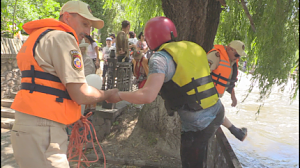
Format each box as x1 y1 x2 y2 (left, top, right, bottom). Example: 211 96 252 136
215 51 220 57
70 50 83 70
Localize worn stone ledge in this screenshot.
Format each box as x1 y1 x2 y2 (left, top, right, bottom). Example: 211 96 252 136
1 107 15 119
1 99 14 108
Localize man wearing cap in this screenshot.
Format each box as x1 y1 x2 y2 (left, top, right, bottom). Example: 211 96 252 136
10 1 118 167
101 37 115 89
207 40 248 141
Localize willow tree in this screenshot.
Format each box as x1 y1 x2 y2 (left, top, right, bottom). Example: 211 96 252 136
105 0 299 156
1 0 61 37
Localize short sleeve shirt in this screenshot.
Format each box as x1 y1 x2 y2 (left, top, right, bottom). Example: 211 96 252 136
86 42 98 59
102 46 115 61
34 30 86 86
148 51 221 132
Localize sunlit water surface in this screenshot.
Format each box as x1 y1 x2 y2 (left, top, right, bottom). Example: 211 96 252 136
221 71 299 168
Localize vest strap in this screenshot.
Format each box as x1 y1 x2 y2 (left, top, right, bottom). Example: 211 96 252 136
21 83 71 100
211 72 237 83
181 75 213 93
33 29 55 57
168 87 217 109
212 79 235 88
21 66 71 102
22 69 62 83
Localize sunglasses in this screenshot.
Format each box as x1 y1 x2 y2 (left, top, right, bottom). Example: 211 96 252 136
235 53 241 58
231 47 241 58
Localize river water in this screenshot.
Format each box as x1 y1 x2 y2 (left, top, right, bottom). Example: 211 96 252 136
221 71 299 168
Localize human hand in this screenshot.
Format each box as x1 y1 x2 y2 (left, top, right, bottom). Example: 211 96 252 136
231 96 237 107
105 89 122 103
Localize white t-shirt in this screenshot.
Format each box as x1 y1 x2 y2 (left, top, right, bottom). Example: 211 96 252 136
86 42 98 59
128 38 138 45
102 46 115 61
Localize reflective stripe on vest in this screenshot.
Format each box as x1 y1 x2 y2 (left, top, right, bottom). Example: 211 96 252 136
10 19 81 125
208 45 238 95
158 41 219 112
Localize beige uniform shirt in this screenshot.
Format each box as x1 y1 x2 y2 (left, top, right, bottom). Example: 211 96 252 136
34 30 86 86
207 50 235 98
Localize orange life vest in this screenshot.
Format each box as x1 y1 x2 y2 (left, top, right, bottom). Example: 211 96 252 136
208 45 239 95
10 19 81 125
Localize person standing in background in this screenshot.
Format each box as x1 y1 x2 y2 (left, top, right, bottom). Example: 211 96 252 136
136 31 148 54
101 37 115 89
79 41 95 76
85 35 100 71
110 33 116 47
116 20 135 62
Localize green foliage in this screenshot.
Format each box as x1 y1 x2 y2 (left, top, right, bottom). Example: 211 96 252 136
215 0 299 103
1 0 298 107
103 0 164 36
1 0 61 37
1 0 60 37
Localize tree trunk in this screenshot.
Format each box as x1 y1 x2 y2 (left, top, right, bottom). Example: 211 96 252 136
135 0 222 157
161 0 222 52
136 96 181 157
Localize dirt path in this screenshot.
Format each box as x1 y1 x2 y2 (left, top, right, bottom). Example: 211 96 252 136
1 106 181 168
84 105 181 168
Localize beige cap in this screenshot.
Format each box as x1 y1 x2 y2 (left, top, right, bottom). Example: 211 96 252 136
60 1 104 29
79 38 89 48
79 42 89 48
228 40 247 56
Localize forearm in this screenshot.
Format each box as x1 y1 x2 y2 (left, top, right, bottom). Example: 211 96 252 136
81 88 110 104
67 83 114 105
118 88 153 104
231 88 235 98
118 73 165 104
95 47 100 61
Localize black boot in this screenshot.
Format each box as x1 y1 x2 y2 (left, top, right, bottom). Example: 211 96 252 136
228 125 247 141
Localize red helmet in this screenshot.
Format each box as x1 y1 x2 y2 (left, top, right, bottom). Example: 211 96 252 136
144 17 177 50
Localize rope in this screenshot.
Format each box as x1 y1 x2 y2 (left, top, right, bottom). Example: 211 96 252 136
67 112 106 168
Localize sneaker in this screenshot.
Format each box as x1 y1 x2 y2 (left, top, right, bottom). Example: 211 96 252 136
229 126 247 141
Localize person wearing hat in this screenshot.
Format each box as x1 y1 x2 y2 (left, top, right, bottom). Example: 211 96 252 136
101 37 115 89
131 48 149 89
10 1 118 167
109 33 116 47
207 40 248 141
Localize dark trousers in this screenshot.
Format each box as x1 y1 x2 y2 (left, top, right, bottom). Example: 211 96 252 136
180 103 225 168
102 63 108 78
